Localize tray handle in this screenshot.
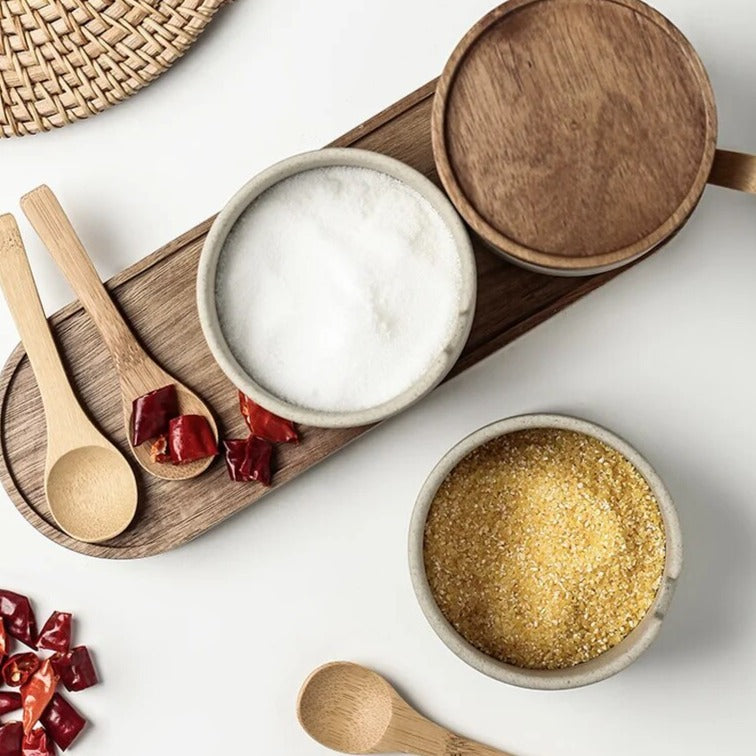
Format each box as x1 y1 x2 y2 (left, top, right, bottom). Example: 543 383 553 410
709 149 756 193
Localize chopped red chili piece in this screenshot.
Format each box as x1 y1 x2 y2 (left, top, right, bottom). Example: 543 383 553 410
21 729 54 756
0 722 22 756
39 694 85 751
131 384 179 446
21 660 58 735
2 654 40 688
224 437 273 485
168 415 217 464
0 592 37 649
37 611 71 653
0 692 21 716
0 618 7 664
51 647 97 692
239 392 298 443
149 434 171 464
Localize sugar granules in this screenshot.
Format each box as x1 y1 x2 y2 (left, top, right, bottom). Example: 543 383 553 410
423 429 666 670
216 166 463 413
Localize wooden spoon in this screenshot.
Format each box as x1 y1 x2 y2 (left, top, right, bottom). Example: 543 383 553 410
297 662 513 756
0 214 137 543
21 185 217 481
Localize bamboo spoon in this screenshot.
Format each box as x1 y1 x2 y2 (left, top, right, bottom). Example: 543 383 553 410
0 214 137 543
21 185 217 481
297 662 514 756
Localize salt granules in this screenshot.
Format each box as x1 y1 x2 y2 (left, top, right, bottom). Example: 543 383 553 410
215 166 462 413
423 429 666 670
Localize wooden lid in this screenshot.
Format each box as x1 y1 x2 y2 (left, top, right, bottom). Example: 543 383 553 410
432 0 717 272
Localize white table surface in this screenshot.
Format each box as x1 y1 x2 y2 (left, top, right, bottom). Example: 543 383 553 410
1 0 754 753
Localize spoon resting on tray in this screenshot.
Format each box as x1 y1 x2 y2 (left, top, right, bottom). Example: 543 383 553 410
21 185 217 481
297 662 514 756
0 214 137 543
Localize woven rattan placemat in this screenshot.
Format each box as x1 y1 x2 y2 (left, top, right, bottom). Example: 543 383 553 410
0 0 226 137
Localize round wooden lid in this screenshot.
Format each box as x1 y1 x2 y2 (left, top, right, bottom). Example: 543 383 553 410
432 0 718 272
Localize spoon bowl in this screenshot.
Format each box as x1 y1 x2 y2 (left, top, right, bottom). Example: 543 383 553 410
297 662 512 756
0 214 138 544
121 359 218 480
46 446 137 543
298 663 393 754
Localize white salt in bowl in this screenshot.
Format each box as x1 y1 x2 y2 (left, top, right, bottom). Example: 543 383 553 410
409 414 683 690
197 148 476 428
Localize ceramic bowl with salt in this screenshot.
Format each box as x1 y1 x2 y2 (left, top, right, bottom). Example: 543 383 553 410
197 148 476 428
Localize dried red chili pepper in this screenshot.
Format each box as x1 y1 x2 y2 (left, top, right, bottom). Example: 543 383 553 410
149 434 170 463
131 384 179 446
0 592 37 649
51 647 97 692
168 415 217 464
21 659 58 734
224 437 273 485
39 694 85 751
0 692 21 716
2 654 40 688
239 392 298 443
37 611 71 653
0 722 22 756
21 729 53 756
0 618 7 664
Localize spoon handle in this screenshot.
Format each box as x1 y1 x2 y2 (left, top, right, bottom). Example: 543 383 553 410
0 215 86 436
20 186 144 374
387 701 514 756
404 725 515 756
442 732 514 756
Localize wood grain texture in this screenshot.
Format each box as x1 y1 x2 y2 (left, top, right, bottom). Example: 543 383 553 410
297 662 513 756
709 149 756 193
432 0 718 272
0 79 654 559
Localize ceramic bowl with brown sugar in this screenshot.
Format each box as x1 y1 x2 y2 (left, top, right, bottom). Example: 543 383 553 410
408 414 683 690
432 0 756 276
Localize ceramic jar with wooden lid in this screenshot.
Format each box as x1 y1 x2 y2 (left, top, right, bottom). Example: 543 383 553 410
432 0 756 276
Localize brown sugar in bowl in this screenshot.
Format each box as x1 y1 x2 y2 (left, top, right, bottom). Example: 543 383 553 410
408 414 683 690
431 0 756 275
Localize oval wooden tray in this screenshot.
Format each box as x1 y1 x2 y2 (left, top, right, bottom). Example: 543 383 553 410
0 80 688 558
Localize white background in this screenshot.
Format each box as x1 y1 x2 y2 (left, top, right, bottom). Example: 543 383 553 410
1 0 754 753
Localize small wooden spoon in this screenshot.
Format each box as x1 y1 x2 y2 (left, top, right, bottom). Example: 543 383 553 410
0 214 137 543
297 662 513 756
21 185 217 481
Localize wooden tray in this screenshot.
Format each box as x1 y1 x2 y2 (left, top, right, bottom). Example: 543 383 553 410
0 80 628 559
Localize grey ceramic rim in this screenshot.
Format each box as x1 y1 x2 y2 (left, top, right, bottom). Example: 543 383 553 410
197 147 477 428
408 413 683 690
478 234 658 277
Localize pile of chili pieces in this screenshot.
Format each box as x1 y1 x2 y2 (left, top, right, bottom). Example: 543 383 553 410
223 392 299 485
0 590 97 754
131 385 217 465
133 385 298 482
